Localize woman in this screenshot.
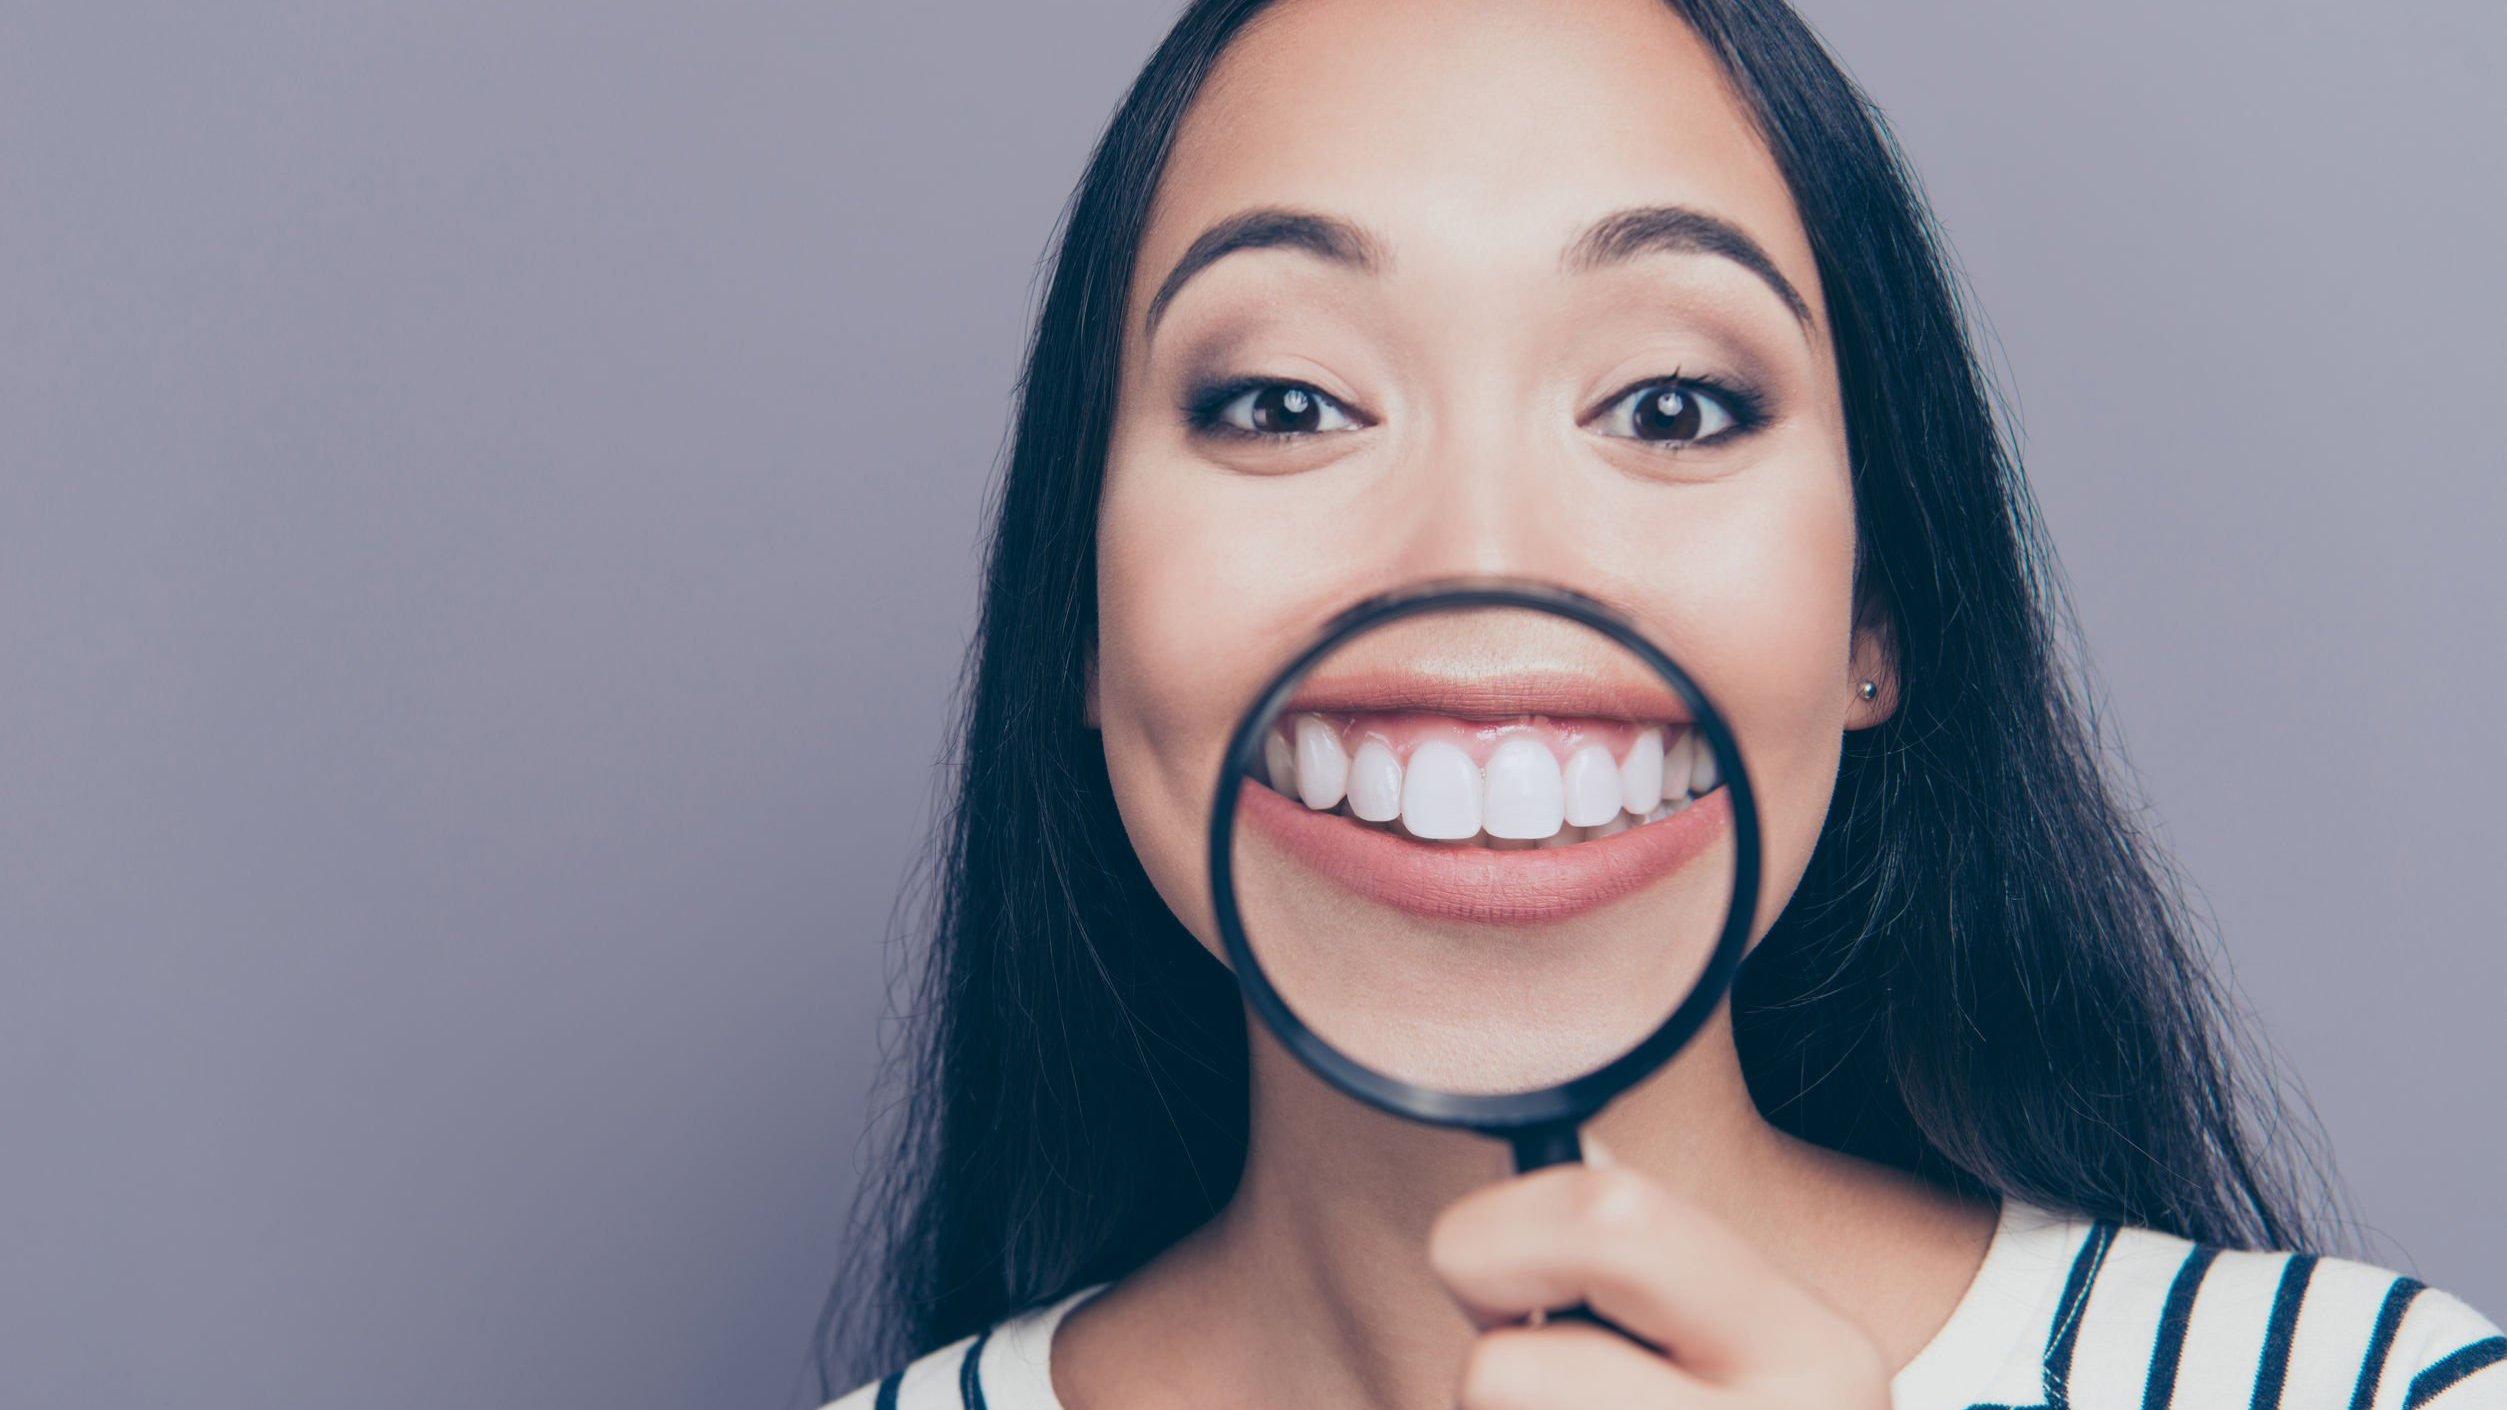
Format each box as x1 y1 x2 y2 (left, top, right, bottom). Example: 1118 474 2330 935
821 1 2503 1406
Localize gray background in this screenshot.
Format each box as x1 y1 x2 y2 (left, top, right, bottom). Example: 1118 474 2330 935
2 2 2498 1406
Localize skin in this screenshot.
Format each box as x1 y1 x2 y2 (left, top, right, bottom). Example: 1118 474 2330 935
1071 1 1997 1406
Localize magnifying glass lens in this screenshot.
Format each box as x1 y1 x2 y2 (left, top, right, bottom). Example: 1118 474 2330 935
1226 601 1736 1098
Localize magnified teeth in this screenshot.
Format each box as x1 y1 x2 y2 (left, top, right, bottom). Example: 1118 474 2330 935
1275 712 1712 847
1687 731 1720 795
1562 744 1621 827
1401 740 1482 840
1264 731 1297 795
1661 726 1696 803
1347 738 1402 822
1483 737 1565 840
1294 716 1349 810
1618 726 1664 816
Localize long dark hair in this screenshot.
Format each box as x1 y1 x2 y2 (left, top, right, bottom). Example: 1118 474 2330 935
819 0 2342 1389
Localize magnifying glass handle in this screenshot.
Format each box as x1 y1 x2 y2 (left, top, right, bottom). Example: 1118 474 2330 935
1506 1127 1654 1348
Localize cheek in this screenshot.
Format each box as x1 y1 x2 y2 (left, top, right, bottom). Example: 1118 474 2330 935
1647 475 1858 937
1092 452 1288 957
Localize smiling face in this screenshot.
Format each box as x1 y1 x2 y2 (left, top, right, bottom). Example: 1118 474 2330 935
1090 0 1895 1043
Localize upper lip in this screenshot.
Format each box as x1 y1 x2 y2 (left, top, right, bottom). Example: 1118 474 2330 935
1279 668 1692 723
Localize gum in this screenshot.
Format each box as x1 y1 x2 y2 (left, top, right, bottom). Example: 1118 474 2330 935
1269 711 1682 768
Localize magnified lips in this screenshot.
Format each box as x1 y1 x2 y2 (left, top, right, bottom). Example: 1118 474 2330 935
1238 771 1732 925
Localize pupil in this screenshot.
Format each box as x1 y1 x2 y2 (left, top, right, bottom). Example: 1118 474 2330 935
1256 385 1319 434
1635 387 1702 441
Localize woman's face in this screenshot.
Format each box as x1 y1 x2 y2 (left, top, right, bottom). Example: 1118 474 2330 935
1091 0 1892 1058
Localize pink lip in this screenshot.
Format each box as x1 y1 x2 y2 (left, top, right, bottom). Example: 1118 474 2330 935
1236 780 1733 925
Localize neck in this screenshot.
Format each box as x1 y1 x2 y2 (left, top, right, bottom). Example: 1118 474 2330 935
1056 1002 1995 1410
1189 1004 1813 1409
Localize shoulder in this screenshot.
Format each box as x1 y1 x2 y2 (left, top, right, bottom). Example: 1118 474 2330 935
821 1285 1108 1410
2027 1213 2506 1409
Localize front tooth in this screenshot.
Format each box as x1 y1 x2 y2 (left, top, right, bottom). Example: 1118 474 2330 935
1687 728 1720 794
1400 740 1482 840
1662 726 1697 800
1294 715 1349 810
1263 731 1296 795
1618 727 1665 815
1587 812 1631 839
1347 739 1402 821
1562 744 1622 827
1484 736 1565 839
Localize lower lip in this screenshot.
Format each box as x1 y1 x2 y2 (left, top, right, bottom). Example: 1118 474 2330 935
1235 782 1733 924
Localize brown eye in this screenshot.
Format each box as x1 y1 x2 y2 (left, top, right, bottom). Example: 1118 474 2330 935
1191 379 1361 440
1594 380 1741 446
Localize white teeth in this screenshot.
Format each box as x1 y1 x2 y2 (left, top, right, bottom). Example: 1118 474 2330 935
1661 726 1697 801
1400 740 1482 840
1483 736 1565 840
1618 726 1665 816
1347 739 1402 821
1294 715 1349 810
1587 812 1631 838
1688 730 1720 795
1642 801 1671 823
1561 744 1621 827
1538 824 1586 849
1264 731 1296 795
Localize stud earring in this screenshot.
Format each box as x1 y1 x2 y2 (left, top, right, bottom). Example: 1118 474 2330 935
1857 679 1878 700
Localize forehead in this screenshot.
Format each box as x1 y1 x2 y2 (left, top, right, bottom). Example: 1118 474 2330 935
1133 0 1818 324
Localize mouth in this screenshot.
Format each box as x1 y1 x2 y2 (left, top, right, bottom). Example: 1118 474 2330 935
1235 696 1733 923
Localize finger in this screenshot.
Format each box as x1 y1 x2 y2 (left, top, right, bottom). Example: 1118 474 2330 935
1428 1164 1843 1378
1455 1321 1710 1410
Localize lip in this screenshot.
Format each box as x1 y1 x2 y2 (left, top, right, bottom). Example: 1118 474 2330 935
1236 778 1733 925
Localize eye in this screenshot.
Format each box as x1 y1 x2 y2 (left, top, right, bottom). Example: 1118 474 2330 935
1185 377 1365 441
1590 377 1756 448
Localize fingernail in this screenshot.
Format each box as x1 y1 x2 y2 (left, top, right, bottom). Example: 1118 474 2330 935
1583 1132 1615 1167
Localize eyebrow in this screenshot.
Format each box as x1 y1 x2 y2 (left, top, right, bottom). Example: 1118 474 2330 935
1140 202 1815 346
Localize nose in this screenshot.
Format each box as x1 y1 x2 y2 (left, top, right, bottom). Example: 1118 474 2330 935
1375 402 1583 587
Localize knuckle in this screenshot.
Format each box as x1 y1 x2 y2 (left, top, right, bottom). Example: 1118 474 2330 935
1567 1165 1658 1239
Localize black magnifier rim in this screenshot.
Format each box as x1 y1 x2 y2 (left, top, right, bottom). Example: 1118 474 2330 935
1207 576 1763 1135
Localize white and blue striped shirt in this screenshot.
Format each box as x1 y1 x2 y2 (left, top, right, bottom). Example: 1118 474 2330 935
830 1200 2506 1410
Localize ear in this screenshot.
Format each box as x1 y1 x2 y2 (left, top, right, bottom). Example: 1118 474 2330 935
1082 638 1102 730
1845 588 1900 731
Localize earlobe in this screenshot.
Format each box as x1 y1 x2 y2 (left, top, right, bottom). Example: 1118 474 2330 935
1846 599 1900 731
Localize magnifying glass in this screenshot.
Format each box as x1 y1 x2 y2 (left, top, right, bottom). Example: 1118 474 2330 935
1207 577 1762 1337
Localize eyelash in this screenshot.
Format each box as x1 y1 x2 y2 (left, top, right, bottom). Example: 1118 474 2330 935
1179 371 1769 448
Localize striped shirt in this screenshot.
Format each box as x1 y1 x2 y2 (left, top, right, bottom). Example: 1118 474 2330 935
828 1199 2506 1410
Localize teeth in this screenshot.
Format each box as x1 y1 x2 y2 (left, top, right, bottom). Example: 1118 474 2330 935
1400 740 1482 840
1347 739 1402 821
1280 714 1704 848
1687 730 1720 795
1482 737 1565 839
1294 716 1349 810
1264 731 1297 795
1661 726 1696 801
1618 726 1664 816
1561 744 1621 828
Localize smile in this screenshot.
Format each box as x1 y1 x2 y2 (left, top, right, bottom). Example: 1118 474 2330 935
1235 705 1735 925
1256 711 1725 848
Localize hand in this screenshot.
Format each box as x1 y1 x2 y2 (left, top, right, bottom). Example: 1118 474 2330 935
1426 1154 1892 1410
